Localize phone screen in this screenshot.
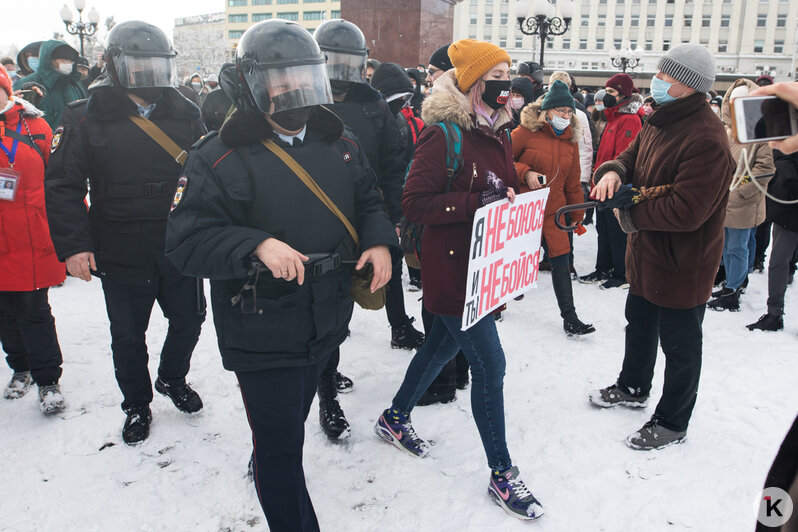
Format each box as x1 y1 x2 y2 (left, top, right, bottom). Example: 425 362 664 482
738 96 793 141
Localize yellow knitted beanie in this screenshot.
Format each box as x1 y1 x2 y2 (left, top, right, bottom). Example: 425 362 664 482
448 39 512 94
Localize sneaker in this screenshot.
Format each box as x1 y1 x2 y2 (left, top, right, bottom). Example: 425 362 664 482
589 384 649 408
4 371 32 399
600 276 629 290
154 377 203 413
563 315 596 336
711 282 727 298
753 257 765 273
415 387 456 407
747 313 784 331
319 399 351 441
391 318 425 350
579 269 611 284
122 406 152 445
38 384 66 415
334 371 354 394
488 466 544 520
374 408 430 458
626 420 686 450
408 278 422 292
707 287 740 312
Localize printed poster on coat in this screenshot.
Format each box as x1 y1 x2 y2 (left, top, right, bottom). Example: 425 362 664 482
462 189 550 330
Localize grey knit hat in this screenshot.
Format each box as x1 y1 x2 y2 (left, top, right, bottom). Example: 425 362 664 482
656 44 716 94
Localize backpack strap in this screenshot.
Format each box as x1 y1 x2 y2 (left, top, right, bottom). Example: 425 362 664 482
434 121 464 193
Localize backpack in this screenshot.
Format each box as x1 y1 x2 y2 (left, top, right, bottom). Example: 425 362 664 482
399 121 464 268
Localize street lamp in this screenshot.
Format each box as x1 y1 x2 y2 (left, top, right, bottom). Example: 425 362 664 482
610 39 643 73
513 0 575 68
60 0 100 58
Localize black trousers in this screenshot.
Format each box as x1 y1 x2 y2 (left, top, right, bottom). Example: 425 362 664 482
595 209 627 278
0 289 63 385
236 352 330 532
101 276 204 411
755 220 772 262
617 293 705 432
384 245 410 328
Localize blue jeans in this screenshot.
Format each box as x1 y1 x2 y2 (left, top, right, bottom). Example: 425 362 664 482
722 228 756 290
392 314 511 471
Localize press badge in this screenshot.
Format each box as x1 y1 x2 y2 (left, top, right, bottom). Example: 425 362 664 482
0 168 20 202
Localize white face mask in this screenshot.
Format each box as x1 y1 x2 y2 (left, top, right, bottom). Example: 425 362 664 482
712 106 720 115
58 62 74 75
511 96 525 110
549 114 571 131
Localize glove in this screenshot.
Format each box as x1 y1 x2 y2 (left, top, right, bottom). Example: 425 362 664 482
597 184 637 211
479 170 509 206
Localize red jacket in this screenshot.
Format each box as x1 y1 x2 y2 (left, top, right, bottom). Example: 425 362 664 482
0 98 63 291
401 106 424 144
402 70 518 317
593 94 643 179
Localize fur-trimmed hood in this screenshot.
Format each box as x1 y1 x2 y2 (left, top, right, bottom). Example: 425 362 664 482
518 101 581 143
219 105 344 148
1 97 45 119
613 93 644 115
421 69 513 132
720 77 758 131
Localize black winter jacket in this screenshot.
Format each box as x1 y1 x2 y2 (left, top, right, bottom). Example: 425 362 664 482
44 87 205 285
326 83 406 224
164 107 396 371
766 149 798 232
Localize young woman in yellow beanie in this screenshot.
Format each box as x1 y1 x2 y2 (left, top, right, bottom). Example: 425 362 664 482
374 39 544 521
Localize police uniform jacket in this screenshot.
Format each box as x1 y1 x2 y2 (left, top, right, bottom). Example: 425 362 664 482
44 87 205 285
164 107 396 372
327 83 406 224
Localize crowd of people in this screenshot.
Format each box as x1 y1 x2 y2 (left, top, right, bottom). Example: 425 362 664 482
2 17 798 531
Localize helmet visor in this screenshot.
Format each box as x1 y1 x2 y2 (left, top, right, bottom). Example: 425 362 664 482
325 51 367 83
244 62 333 114
114 54 177 88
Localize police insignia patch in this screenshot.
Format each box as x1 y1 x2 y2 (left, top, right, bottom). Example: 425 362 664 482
51 127 64 153
343 152 351 162
171 176 188 211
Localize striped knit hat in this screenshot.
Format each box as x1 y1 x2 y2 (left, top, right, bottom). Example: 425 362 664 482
656 44 716 94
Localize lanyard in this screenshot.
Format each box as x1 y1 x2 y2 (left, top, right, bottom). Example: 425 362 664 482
0 121 22 168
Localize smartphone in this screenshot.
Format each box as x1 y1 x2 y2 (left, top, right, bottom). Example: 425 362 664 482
538 174 547 185
731 95 798 143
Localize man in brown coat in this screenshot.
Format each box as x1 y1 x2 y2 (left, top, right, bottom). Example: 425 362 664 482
587 44 736 450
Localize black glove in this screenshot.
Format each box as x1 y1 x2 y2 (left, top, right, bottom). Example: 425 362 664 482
479 170 509 206
597 184 637 211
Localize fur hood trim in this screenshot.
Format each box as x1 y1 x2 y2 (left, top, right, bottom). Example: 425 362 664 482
8 97 45 118
421 69 512 132
721 78 758 130
519 101 581 143
616 93 644 115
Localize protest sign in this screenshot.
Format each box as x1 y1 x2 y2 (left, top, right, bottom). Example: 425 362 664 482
461 189 550 330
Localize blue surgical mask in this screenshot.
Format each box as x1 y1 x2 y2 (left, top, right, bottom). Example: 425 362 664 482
595 103 605 111
28 57 39 72
651 76 677 105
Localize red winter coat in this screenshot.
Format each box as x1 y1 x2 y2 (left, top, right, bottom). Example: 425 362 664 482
401 106 424 144
402 70 518 317
512 102 583 259
593 94 643 180
0 98 63 291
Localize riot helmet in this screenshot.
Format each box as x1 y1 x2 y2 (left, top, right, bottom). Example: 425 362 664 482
236 19 332 115
314 19 369 85
102 21 177 89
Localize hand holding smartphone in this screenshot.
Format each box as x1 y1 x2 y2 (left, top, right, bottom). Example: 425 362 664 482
731 94 798 144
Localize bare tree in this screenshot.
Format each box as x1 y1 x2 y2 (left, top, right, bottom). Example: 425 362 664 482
174 22 229 80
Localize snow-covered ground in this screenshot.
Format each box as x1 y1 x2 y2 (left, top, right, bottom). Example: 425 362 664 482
2 224 797 531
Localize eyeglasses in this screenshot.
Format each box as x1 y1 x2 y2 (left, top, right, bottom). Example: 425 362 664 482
552 108 574 116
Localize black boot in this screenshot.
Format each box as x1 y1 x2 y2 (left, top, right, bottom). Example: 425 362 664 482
317 371 350 441
746 313 784 331
707 287 740 311
122 406 152 445
552 259 595 336
155 377 203 413
391 317 425 350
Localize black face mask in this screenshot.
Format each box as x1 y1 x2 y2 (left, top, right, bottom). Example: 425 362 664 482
603 92 628 109
330 80 350 96
128 87 165 103
481 80 511 110
270 106 311 131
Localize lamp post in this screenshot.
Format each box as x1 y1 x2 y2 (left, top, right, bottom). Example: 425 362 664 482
513 0 575 68
609 39 643 73
60 0 100 58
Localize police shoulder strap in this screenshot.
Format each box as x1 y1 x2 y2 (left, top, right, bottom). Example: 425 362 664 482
128 115 188 165
261 138 359 247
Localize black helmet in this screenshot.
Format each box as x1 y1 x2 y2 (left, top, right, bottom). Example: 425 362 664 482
234 19 332 115
314 19 369 84
101 21 177 89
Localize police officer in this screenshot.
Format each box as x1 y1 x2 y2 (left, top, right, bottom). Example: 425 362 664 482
44 21 206 445
313 18 424 440
164 20 394 532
